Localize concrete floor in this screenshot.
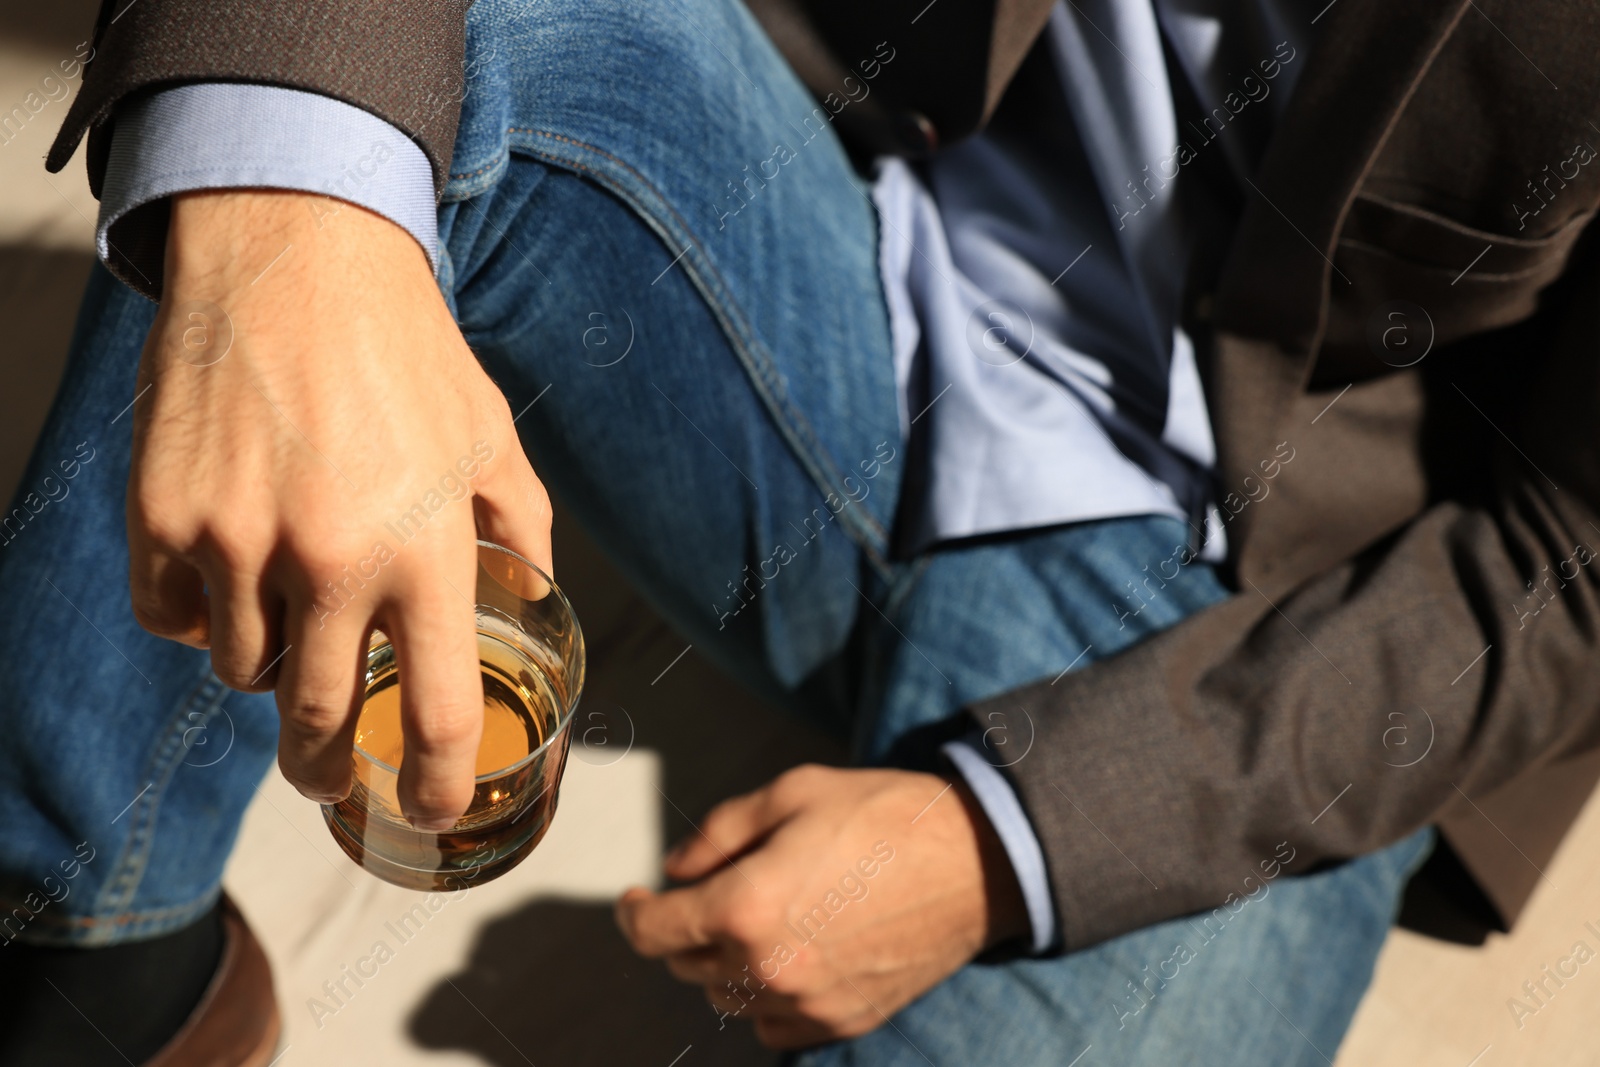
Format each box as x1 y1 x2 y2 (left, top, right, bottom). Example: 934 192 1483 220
4 12 1600 1066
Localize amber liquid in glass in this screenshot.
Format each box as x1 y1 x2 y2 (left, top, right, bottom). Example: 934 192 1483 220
324 629 568 891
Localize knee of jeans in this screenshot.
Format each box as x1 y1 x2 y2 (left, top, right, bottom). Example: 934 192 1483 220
449 0 802 198
468 0 748 67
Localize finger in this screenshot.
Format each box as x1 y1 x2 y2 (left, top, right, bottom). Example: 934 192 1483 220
663 945 730 985
701 977 799 1017
470 435 553 579
616 884 719 958
386 531 483 830
664 786 787 882
127 540 210 648
204 564 283 692
273 597 371 803
754 1012 874 1051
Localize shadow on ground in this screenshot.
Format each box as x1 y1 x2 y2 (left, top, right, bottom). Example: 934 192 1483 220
409 897 776 1067
403 508 841 1067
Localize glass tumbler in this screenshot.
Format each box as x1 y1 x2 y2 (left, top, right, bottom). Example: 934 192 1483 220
322 541 584 891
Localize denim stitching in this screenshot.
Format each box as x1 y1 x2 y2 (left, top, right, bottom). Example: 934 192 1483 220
450 159 501 182
6 891 221 940
443 152 511 203
883 554 936 622
494 127 894 575
86 667 233 942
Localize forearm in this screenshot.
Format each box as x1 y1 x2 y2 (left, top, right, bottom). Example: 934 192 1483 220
997 422 1600 953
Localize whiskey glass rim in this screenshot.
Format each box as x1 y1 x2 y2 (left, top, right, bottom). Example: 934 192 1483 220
351 539 585 783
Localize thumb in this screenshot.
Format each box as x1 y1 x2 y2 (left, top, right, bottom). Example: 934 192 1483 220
665 782 790 882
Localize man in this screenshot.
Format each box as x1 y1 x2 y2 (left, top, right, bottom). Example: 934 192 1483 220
2 0 1598 1063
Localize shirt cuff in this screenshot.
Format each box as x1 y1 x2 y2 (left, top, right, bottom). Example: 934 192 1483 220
99 83 439 298
942 737 1058 953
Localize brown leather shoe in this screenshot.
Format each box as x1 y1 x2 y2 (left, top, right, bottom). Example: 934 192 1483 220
143 894 281 1067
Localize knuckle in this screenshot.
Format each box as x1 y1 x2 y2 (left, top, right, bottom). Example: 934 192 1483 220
204 519 271 573
407 779 473 816
283 690 354 736
526 486 552 530
131 489 194 549
292 542 380 599
278 762 346 803
405 702 482 755
799 762 837 783
717 891 773 947
523 468 551 508
237 671 277 694
699 802 739 839
721 912 762 950
292 543 357 584
129 586 184 637
290 644 351 694
762 962 806 997
476 395 517 443
210 647 264 691
486 389 516 425
209 636 274 693
773 763 827 803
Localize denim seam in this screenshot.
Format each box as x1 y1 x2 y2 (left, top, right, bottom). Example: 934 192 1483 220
437 244 457 301
882 554 936 621
82 668 233 943
498 127 894 577
514 129 891 552
846 554 933 760
0 892 220 940
451 160 500 182
443 152 511 202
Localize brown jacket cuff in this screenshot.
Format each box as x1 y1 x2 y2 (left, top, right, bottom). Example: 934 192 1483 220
46 0 471 199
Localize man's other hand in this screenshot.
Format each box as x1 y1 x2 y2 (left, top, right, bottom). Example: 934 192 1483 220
128 189 552 829
615 764 1029 1049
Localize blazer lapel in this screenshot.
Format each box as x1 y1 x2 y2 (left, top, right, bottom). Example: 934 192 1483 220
1214 0 1469 354
1206 0 1468 567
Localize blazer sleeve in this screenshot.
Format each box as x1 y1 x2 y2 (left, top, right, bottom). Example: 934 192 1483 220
46 0 473 199
984 246 1600 955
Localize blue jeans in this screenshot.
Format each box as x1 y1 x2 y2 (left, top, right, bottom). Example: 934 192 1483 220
0 0 1431 1061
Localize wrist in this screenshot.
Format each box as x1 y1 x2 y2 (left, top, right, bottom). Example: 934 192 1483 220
951 779 1031 950
164 189 431 294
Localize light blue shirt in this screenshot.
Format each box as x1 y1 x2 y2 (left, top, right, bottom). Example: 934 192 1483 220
100 83 439 276
96 0 1311 955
